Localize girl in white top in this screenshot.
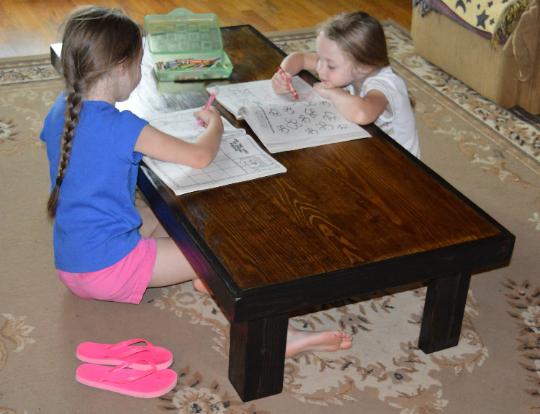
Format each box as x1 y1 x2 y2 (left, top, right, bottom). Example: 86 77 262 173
272 11 420 158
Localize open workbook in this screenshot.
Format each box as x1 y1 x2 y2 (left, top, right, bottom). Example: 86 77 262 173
142 108 286 195
207 77 371 153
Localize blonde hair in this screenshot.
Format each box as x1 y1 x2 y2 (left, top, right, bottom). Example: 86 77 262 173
318 11 390 69
318 11 415 108
47 6 143 218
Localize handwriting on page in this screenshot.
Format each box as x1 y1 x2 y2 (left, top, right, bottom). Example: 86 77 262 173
143 109 286 195
214 80 355 138
247 101 354 137
209 78 371 153
212 78 314 114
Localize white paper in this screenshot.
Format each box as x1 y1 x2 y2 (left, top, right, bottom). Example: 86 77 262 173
208 78 371 153
142 108 287 195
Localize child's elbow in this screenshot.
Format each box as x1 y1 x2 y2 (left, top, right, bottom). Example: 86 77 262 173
351 112 378 126
190 150 216 169
350 102 384 125
197 156 214 169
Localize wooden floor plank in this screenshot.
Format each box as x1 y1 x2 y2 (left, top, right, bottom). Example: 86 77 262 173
257 0 330 31
1 0 412 59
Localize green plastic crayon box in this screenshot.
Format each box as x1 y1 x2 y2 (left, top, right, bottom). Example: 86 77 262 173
145 9 234 82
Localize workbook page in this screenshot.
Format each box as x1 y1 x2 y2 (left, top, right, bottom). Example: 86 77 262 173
208 78 315 117
208 79 371 153
240 98 364 139
142 108 287 195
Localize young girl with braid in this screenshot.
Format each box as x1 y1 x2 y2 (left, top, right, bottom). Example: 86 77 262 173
41 6 352 358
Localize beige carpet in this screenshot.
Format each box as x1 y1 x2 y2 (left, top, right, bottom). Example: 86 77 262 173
1 22 540 414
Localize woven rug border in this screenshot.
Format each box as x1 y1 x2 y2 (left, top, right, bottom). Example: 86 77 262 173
0 53 51 65
263 19 409 40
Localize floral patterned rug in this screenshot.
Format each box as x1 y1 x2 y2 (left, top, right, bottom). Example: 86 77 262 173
1 22 539 414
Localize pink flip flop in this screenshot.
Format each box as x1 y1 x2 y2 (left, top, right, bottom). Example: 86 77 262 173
76 358 177 398
76 339 173 370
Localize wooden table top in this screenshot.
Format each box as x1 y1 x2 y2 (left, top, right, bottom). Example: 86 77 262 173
113 26 507 295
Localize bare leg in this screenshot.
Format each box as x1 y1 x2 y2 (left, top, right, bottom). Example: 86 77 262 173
190 266 353 358
138 205 169 238
192 278 212 294
137 206 205 288
194 280 352 357
285 325 353 358
138 206 353 356
147 237 200 287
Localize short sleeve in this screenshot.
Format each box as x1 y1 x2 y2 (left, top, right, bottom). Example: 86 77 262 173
362 77 400 122
112 110 148 164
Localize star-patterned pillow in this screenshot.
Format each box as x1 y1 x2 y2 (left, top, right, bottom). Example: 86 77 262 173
414 0 530 44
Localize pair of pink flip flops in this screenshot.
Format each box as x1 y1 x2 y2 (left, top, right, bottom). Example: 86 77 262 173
75 338 177 398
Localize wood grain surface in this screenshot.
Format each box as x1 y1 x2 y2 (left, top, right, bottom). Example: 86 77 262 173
119 26 505 291
0 0 413 59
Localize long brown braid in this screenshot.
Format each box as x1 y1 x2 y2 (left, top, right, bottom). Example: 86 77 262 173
46 6 143 218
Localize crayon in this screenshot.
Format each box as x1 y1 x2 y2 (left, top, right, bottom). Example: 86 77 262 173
157 57 223 71
277 66 299 99
196 87 220 130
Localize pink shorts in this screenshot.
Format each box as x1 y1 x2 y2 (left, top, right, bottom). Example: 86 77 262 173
57 238 157 305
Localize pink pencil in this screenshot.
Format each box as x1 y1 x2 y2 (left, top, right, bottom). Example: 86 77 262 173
196 86 220 129
277 66 299 99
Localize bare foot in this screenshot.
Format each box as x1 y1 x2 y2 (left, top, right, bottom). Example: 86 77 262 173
285 325 353 358
192 278 212 295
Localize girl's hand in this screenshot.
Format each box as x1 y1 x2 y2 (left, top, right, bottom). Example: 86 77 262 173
136 106 224 169
194 106 221 128
313 82 337 100
272 70 293 95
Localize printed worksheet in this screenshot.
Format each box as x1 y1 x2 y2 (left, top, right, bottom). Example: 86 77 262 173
208 78 371 153
143 108 286 195
209 78 315 116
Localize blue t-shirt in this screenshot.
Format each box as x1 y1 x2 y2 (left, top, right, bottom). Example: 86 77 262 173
40 93 149 272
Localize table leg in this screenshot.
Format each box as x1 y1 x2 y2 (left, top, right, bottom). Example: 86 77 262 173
418 272 472 354
228 313 289 402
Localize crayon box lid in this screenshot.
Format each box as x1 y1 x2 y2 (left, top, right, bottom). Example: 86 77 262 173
145 9 223 55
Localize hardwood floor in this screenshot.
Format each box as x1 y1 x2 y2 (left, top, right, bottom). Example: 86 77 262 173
0 0 413 59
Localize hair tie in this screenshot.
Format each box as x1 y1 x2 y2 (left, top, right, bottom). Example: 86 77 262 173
56 177 63 187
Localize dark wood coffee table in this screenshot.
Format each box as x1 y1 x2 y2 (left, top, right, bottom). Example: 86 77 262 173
52 25 515 402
